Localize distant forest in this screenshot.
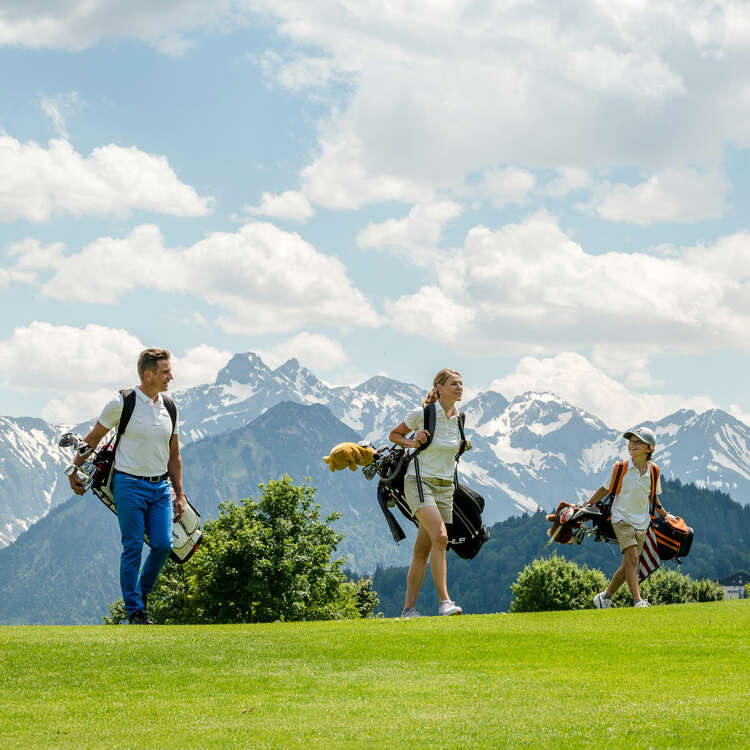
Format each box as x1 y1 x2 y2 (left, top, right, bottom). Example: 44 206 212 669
370 479 750 616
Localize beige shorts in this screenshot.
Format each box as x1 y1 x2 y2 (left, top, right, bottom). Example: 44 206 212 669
613 520 647 554
403 474 454 524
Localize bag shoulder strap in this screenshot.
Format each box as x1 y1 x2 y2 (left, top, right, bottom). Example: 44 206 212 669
112 388 137 456
163 394 177 436
455 412 467 463
608 460 627 498
412 402 437 504
420 402 436 452
648 461 661 515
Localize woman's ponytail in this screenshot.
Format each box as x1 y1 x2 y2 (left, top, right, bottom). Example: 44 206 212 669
421 368 461 406
422 387 439 406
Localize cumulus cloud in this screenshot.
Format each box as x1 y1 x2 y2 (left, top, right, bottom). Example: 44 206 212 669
6 222 378 334
0 321 143 391
249 0 750 213
0 321 232 422
386 285 476 343
300 134 432 209
0 134 213 222
383 211 750 356
6 3 748 222
490 352 716 430
259 332 349 372
479 167 536 208
172 344 233 388
246 190 314 221
586 168 728 225
356 201 462 264
539 167 593 198
0 0 237 54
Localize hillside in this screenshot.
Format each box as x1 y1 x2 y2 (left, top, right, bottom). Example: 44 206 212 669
372 479 750 616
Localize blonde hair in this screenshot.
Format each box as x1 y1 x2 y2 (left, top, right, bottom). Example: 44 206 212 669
422 368 461 406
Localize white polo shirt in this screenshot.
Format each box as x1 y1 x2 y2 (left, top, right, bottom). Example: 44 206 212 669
404 402 462 481
98 387 178 476
603 460 662 530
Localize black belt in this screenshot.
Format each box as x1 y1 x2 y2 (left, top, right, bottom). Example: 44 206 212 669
114 469 168 483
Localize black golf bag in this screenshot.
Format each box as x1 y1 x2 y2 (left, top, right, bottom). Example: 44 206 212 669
374 403 490 560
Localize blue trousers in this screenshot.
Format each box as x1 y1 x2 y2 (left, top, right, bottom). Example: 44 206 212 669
112 471 173 617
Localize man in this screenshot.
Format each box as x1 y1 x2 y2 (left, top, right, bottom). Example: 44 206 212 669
582 427 669 608
69 348 185 624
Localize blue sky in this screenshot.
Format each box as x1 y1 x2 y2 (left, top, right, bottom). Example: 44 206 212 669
2 1 750 430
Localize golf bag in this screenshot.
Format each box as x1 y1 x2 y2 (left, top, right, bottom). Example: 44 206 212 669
652 514 693 560
65 390 202 564
546 460 694 571
374 403 490 559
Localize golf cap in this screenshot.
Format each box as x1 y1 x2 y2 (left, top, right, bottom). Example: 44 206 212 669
623 426 656 447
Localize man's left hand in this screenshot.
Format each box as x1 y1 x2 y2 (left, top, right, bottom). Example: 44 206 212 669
173 493 186 521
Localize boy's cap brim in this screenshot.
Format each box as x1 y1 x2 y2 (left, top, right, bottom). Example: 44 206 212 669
623 427 656 447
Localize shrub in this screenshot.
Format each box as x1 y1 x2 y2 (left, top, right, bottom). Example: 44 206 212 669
510 556 607 612
611 567 724 606
106 476 378 624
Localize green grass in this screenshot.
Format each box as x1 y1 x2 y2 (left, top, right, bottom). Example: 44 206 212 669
1 600 748 749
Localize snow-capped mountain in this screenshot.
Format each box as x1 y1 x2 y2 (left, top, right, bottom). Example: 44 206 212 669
3 350 750 547
0 417 73 547
174 353 424 445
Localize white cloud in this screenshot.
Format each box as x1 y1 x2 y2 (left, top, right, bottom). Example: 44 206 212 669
259 332 349 372
386 285 476 343
383 211 750 355
0 134 213 222
44 387 125 426
300 134 432 209
39 91 82 140
172 344 233 388
479 167 536 209
0 321 232 422
250 0 750 213
246 190 314 221
356 201 462 264
591 345 663 389
0 0 237 54
7 222 378 334
0 321 143 391
490 352 716 430
586 168 728 225
539 167 593 198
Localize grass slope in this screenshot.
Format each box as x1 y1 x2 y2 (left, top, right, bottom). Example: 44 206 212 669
1 601 748 749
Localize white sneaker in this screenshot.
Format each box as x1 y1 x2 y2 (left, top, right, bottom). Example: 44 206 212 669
400 607 422 618
438 600 463 616
593 592 612 609
633 599 651 608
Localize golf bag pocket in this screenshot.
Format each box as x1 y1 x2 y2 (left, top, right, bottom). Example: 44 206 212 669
447 482 490 560
652 515 693 560
170 497 203 564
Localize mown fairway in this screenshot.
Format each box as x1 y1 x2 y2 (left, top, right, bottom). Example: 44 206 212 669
1 600 748 749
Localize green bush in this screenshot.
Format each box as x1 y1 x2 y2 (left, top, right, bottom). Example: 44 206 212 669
106 476 378 624
611 567 724 606
510 556 607 612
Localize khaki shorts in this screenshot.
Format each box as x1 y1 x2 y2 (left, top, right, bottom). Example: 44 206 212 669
613 520 647 554
403 475 454 524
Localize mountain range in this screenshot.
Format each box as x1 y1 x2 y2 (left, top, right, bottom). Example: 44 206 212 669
2 351 750 552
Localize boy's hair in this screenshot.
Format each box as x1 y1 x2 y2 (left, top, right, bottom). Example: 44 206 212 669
137 348 171 380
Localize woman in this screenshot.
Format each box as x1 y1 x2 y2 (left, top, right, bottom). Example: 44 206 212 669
388 368 465 617
582 426 670 608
